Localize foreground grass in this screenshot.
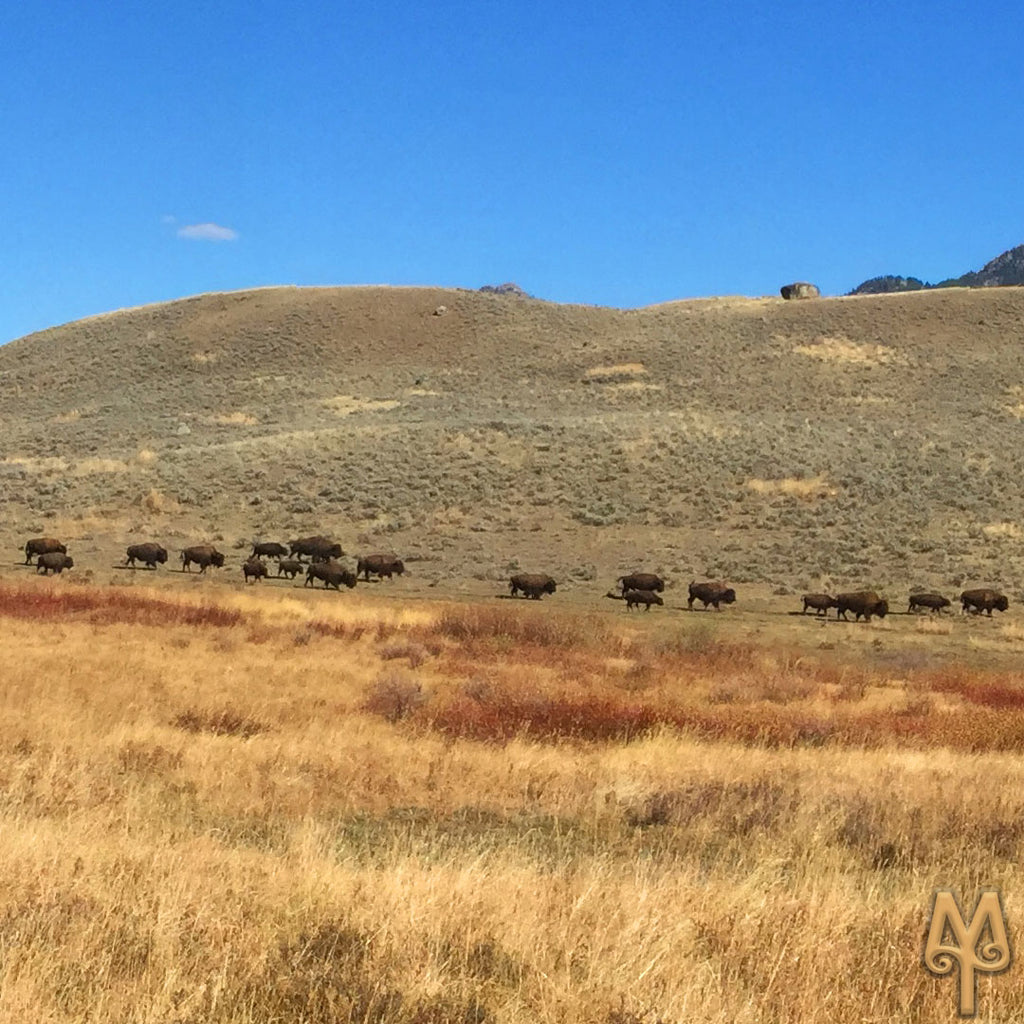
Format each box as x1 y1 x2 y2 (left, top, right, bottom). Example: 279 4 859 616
0 579 1021 1022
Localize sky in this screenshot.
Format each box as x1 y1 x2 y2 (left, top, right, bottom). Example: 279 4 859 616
3 0 1024 343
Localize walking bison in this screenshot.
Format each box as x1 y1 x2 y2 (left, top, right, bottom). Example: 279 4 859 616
688 581 736 610
908 592 951 614
125 542 168 569
37 552 73 575
242 558 269 583
960 589 1009 616
276 559 304 579
617 573 665 594
24 537 65 565
251 541 289 560
304 561 358 591
358 554 406 581
834 591 888 621
509 573 557 599
624 589 663 611
181 545 225 574
289 536 344 562
801 593 835 616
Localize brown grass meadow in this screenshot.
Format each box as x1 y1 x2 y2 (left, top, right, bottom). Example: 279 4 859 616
2 577 1024 1022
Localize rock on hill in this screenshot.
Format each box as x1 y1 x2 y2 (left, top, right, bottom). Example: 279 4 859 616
3 284 1024 593
849 244 1024 295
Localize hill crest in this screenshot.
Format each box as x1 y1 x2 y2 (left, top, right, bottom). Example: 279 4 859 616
3 283 1024 595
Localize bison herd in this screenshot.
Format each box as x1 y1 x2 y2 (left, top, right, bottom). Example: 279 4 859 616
19 535 405 592
16 535 1013 622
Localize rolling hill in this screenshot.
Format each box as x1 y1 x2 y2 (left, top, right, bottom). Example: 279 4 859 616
2 284 1024 597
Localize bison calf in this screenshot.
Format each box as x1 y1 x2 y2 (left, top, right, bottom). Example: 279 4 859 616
37 553 73 575
276 559 304 579
801 593 834 616
242 559 269 583
624 589 663 611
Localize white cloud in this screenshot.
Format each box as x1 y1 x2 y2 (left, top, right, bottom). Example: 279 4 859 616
177 222 239 242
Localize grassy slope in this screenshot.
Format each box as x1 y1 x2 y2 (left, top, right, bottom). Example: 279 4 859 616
2 285 1024 599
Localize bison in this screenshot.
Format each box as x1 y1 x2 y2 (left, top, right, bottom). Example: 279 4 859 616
960 588 1009 616
834 591 888 621
617 573 665 594
358 554 406 581
37 552 73 575
509 573 557 599
242 558 269 583
304 561 358 591
181 545 226 574
24 537 65 565
802 593 835 616
908 592 951 614
251 541 289 560
688 581 736 610
125 542 168 569
289 536 344 563
276 558 304 579
624 589 663 611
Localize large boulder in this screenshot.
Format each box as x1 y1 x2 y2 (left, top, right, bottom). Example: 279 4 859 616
780 282 820 300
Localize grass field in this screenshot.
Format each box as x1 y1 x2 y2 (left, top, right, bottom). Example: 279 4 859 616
1 576 1022 1022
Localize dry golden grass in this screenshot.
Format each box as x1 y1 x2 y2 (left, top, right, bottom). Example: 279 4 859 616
0 580 1021 1021
793 334 905 366
745 474 837 500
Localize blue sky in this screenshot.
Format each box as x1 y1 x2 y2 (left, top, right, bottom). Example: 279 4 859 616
3 0 1023 343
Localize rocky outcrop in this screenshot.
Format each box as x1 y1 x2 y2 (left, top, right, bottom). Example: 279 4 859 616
479 282 529 297
780 282 820 300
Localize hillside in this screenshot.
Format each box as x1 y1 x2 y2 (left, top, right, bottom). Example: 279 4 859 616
850 243 1024 294
2 284 1024 596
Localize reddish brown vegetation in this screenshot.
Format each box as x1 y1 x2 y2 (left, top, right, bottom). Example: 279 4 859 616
0 582 241 629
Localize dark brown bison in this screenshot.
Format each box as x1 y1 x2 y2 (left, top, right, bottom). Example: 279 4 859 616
908 592 951 614
276 558 304 579
617 573 665 594
181 545 226 573
24 537 65 564
125 542 168 569
624 589 663 611
251 541 289 560
801 593 835 616
289 536 344 562
358 554 406 581
834 591 888 621
305 561 358 590
37 552 73 575
242 558 269 583
509 573 557 599
960 588 1009 616
688 581 736 610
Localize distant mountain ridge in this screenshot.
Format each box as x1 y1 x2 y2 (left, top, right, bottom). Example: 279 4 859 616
849 244 1024 295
